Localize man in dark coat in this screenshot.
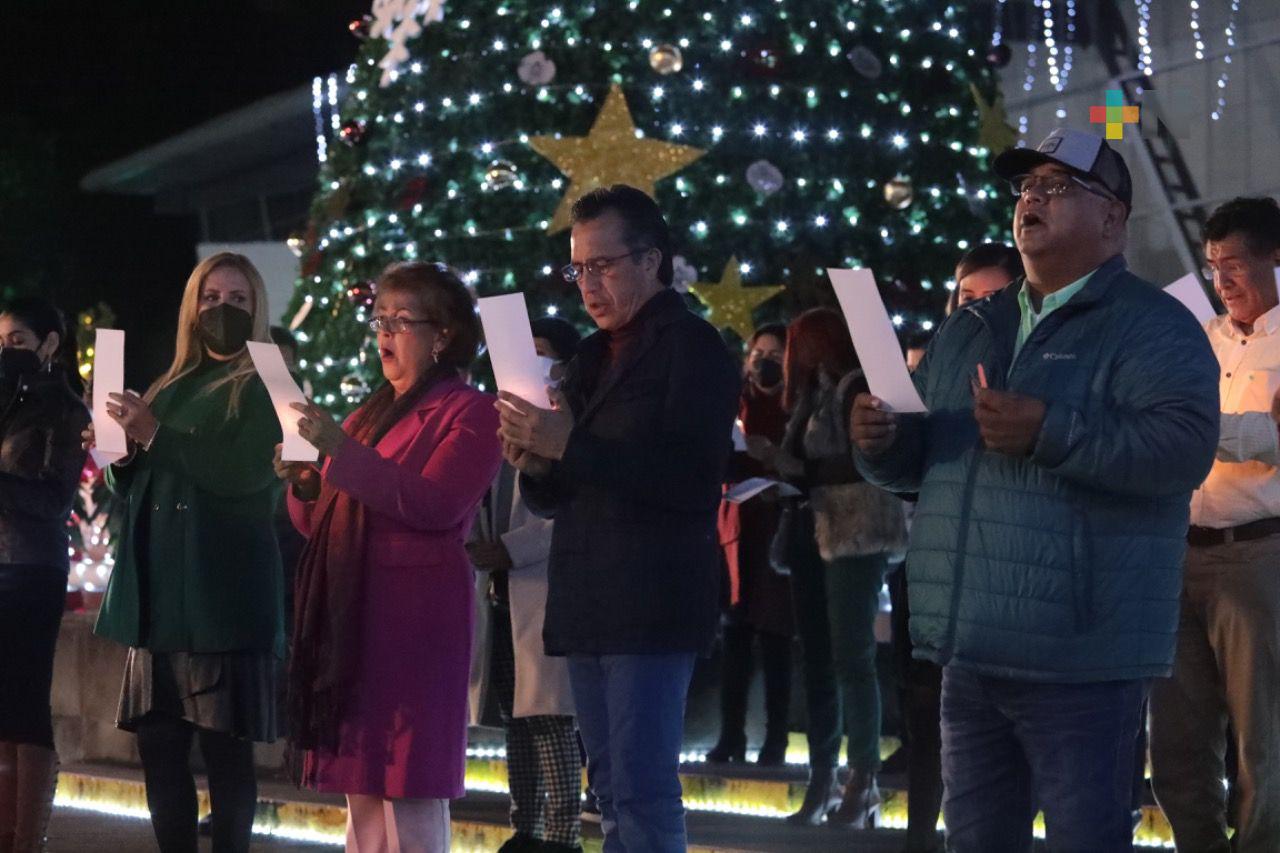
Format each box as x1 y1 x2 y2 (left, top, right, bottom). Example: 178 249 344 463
497 185 739 852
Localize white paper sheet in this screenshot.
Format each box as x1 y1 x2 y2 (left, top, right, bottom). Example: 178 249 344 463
725 477 802 504
90 329 128 466
1164 272 1218 326
827 268 928 413
247 342 319 462
477 293 550 410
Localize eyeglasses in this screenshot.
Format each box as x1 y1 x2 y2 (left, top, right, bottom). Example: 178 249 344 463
367 315 438 334
1201 261 1251 281
1009 173 1117 202
561 249 651 283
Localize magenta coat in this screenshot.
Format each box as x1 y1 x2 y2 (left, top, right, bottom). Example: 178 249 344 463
288 377 501 799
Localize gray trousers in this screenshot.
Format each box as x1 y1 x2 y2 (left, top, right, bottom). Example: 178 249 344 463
1150 533 1280 853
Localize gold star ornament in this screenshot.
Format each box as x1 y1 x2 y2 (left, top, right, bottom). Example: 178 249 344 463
689 257 785 341
529 84 706 233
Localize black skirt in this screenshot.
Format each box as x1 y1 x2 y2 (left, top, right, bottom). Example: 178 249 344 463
116 648 280 743
0 564 66 748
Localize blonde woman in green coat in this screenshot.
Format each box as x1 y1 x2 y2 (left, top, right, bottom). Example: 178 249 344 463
86 253 284 853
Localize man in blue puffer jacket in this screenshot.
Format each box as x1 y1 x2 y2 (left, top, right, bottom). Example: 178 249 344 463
851 128 1220 852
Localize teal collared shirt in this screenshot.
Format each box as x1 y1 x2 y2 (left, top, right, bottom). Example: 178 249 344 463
1012 271 1094 365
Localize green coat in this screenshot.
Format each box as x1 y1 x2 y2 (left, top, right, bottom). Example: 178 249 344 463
94 361 285 656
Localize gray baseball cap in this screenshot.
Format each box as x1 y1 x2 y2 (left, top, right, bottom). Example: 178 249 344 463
994 128 1133 210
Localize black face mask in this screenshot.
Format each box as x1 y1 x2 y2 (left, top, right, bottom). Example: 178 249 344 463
0 347 42 386
197 303 254 356
751 357 783 389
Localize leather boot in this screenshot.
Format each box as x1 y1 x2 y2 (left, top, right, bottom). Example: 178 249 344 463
1 742 17 853
785 765 841 826
827 766 881 830
12 745 57 853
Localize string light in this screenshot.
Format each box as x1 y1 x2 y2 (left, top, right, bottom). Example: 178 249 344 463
1135 1 1155 81
297 4 992 403
1211 0 1242 121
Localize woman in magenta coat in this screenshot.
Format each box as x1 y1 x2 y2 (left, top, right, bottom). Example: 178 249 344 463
275 262 501 852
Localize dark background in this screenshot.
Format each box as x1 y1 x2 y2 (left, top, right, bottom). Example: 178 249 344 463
0 0 365 384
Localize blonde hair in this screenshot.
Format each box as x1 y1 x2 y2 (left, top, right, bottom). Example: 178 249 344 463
144 252 271 416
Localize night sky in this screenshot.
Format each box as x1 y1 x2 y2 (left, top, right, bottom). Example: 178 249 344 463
0 0 365 382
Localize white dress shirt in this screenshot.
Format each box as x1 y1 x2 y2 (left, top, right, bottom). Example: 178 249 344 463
1190 304 1280 528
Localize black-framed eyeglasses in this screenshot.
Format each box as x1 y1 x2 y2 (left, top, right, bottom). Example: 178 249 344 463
561 249 651 283
1009 173 1116 202
367 315 438 334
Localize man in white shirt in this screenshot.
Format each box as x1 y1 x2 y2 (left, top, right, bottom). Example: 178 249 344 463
1150 196 1280 852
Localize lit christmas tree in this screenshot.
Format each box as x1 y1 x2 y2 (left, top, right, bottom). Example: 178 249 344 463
289 0 1010 408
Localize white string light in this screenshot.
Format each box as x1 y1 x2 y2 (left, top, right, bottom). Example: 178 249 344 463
1042 0 1060 90
1135 1 1155 81
1018 41 1038 140
312 76 327 163
991 0 1008 46
1211 0 1242 121
1189 0 1206 60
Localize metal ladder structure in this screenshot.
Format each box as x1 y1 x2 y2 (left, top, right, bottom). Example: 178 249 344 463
1094 0 1209 277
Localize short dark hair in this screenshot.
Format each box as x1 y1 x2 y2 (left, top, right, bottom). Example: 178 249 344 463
530 316 582 362
570 184 674 287
0 296 67 351
955 242 1024 284
948 242 1024 314
1203 197 1280 258
750 323 788 348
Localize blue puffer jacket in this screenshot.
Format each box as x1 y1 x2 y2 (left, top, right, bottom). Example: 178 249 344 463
856 255 1219 682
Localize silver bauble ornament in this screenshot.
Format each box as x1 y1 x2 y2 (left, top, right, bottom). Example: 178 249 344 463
883 176 914 210
648 43 684 75
518 50 556 86
483 160 520 191
847 46 883 79
746 160 785 196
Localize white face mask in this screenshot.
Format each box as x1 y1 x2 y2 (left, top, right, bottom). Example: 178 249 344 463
536 355 562 389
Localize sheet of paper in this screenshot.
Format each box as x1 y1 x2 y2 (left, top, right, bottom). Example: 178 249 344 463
732 419 747 452
827 268 928 413
725 477 802 504
477 293 550 410
1164 272 1218 326
90 329 128 465
247 342 319 462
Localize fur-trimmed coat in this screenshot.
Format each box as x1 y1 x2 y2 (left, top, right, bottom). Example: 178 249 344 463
783 371 906 562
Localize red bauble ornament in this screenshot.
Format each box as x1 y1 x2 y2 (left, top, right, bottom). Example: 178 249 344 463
397 175 431 210
349 15 372 40
346 281 376 308
339 119 368 147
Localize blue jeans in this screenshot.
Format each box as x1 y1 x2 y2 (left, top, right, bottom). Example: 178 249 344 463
567 653 696 853
940 665 1145 853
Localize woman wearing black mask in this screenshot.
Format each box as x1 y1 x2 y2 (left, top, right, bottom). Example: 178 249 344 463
0 298 90 852
88 253 284 853
707 324 795 767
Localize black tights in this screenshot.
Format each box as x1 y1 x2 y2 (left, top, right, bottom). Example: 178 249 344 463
135 713 257 853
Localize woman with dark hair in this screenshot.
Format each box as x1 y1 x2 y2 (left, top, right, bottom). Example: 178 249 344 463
946 242 1024 315
90 253 285 853
707 323 794 767
276 262 501 851
0 297 89 853
749 308 905 828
